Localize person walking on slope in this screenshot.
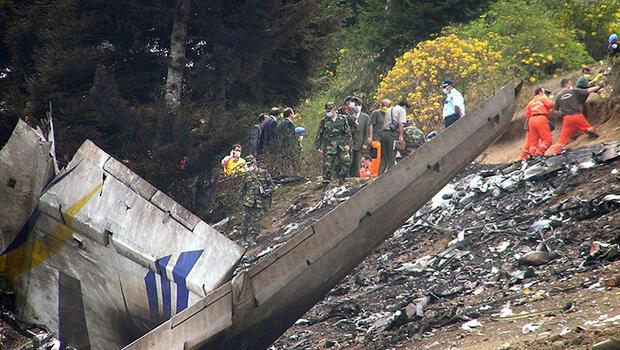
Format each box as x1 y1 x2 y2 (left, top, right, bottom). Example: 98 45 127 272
441 79 465 128
548 78 603 155
315 102 352 191
522 87 554 157
239 155 273 240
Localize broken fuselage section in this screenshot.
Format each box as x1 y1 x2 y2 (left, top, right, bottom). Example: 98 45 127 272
0 129 244 349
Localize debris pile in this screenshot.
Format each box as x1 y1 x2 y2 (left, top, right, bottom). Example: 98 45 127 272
247 142 620 349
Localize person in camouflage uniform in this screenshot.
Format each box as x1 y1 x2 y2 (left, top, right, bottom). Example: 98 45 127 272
239 155 274 239
400 120 426 158
315 102 352 191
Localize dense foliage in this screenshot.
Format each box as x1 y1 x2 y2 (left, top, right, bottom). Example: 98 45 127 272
0 0 346 190
462 0 591 82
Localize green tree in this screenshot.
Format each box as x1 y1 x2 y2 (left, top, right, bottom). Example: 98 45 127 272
462 0 591 81
352 0 491 68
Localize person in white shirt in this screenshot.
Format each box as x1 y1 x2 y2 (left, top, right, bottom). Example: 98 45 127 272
441 78 465 128
379 99 410 173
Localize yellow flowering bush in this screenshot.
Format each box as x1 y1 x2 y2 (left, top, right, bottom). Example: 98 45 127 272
375 34 502 131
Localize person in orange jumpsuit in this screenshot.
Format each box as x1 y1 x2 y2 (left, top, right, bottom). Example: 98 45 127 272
359 155 372 179
522 87 554 157
549 78 603 155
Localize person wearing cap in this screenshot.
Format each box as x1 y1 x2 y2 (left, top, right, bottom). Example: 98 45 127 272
380 99 409 173
441 78 465 128
348 96 370 177
239 154 273 240
521 87 554 158
548 78 603 155
315 102 352 191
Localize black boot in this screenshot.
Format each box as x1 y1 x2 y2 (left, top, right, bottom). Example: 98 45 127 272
322 181 329 192
338 177 345 186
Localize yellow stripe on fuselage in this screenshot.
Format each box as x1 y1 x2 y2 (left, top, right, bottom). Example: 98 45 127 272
0 181 105 281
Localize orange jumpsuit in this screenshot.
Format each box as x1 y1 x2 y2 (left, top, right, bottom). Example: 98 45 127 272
549 114 594 154
523 94 554 157
548 89 594 155
359 165 372 179
369 140 381 177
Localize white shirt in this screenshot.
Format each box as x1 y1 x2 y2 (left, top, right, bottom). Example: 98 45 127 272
442 88 465 118
382 105 407 130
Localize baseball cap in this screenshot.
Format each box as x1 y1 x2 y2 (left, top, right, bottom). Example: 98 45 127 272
440 79 454 88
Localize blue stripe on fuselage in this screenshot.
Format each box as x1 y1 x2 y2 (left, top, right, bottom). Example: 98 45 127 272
172 250 203 312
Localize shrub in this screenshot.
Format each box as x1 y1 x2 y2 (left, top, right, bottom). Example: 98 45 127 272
463 0 591 82
375 34 502 131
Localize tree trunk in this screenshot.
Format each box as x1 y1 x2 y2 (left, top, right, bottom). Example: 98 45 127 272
165 0 191 111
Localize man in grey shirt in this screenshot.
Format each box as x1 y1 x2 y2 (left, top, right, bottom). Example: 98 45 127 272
380 99 409 174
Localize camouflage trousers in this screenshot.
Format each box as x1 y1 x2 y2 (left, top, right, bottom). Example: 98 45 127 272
241 205 263 237
322 148 351 182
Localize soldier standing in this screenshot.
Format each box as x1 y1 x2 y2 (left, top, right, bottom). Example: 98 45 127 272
315 102 352 192
239 155 273 240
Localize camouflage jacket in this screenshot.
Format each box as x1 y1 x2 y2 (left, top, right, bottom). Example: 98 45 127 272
314 114 352 154
404 125 426 149
239 168 274 208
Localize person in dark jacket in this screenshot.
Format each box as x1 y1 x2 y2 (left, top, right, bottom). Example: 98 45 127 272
259 107 280 153
249 113 266 156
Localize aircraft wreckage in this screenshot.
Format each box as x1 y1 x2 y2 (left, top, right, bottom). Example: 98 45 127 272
0 82 519 349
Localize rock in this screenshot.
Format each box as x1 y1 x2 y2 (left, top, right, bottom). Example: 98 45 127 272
461 319 481 332
497 343 513 350
370 316 390 333
521 323 540 334
510 267 536 280
405 296 430 318
294 318 310 326
518 251 559 266
604 273 620 288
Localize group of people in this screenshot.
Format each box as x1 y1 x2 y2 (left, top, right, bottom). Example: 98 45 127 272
221 106 302 240
519 35 618 160
520 75 603 159
249 107 304 157
314 79 463 191
226 31 620 240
